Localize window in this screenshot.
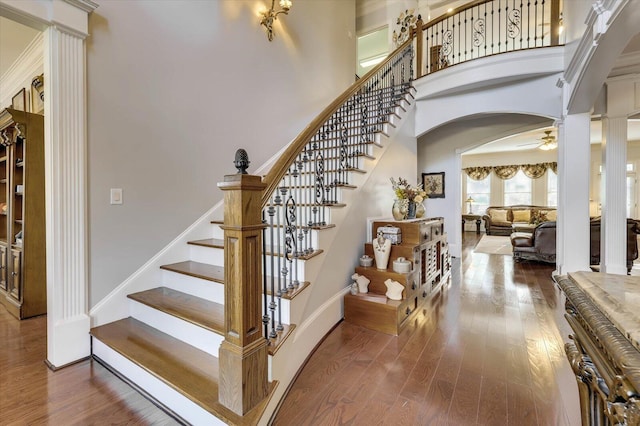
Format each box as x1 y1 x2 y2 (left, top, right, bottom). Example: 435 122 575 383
627 174 636 218
504 170 531 205
547 170 557 207
466 175 490 215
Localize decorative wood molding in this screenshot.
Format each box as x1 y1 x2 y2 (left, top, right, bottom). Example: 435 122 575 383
217 173 269 415
557 273 640 426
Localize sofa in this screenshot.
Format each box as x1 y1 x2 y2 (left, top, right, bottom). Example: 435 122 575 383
590 217 640 273
510 218 640 272
482 205 557 236
510 221 557 264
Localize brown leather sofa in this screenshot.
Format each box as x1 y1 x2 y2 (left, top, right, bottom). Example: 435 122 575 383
590 218 640 273
510 221 557 264
482 205 556 236
510 218 640 272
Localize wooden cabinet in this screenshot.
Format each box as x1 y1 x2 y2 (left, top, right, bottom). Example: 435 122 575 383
0 108 46 319
344 218 451 335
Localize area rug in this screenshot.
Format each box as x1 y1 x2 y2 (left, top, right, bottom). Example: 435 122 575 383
473 235 513 255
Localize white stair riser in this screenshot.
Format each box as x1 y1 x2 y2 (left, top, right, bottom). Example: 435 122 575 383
263 295 291 325
263 228 319 251
92 339 225 426
189 245 224 266
162 270 224 304
129 300 223 357
210 225 224 239
264 256 306 279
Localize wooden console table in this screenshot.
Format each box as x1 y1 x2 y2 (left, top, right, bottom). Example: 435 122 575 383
555 272 640 425
462 214 482 234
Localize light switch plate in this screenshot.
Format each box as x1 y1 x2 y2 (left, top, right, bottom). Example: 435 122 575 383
110 188 123 205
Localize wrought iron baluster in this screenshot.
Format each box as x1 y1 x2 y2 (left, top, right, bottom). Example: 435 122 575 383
262 211 269 341
266 204 277 338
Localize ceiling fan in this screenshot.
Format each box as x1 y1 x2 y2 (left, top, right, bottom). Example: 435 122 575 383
538 130 558 150
518 130 558 150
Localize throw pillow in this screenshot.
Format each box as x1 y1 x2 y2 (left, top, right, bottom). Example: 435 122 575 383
512 209 531 223
490 209 508 222
547 210 557 221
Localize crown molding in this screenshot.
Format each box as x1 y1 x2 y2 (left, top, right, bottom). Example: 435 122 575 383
0 31 43 107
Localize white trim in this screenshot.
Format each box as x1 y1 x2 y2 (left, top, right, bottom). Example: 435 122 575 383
0 32 43 107
0 0 98 369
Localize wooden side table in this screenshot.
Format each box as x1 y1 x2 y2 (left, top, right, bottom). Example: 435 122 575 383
462 214 482 234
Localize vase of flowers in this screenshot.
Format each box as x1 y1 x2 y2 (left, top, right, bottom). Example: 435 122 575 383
390 177 427 220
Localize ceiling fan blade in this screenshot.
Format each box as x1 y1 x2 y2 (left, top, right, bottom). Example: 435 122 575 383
517 142 541 147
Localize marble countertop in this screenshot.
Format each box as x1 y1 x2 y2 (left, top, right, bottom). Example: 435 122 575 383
568 271 640 350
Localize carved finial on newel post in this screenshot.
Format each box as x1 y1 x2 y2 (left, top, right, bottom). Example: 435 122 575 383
234 148 250 174
217 150 270 415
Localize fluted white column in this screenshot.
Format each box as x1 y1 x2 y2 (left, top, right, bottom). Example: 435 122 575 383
600 76 638 276
45 25 90 368
556 113 591 274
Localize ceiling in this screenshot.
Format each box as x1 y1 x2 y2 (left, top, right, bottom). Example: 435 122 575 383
0 16 40 79
466 119 640 155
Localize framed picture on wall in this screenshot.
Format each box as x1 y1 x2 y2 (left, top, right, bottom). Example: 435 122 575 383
422 172 445 198
11 88 27 112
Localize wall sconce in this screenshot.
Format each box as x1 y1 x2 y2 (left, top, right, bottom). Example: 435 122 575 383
260 0 292 42
465 197 475 214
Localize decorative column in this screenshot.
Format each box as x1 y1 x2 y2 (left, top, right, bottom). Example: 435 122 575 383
0 0 98 368
556 113 591 274
601 77 634 275
45 24 91 368
217 151 269 415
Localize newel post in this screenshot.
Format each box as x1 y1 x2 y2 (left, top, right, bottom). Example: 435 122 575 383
415 15 424 79
216 149 269 415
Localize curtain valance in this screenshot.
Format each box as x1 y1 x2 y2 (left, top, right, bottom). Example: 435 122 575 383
463 162 557 181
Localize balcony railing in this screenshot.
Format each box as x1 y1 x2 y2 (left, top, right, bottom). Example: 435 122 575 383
414 0 561 78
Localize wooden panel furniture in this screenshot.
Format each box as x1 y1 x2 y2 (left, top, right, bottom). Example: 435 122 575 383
555 272 640 425
344 218 451 335
461 213 482 234
0 108 46 319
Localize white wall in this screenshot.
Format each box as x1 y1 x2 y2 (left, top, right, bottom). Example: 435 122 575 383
86 0 356 306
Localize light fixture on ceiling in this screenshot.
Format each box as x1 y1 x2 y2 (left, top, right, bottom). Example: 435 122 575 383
538 130 557 151
260 0 292 42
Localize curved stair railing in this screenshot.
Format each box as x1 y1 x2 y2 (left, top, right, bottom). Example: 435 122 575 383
260 39 415 342
217 0 562 417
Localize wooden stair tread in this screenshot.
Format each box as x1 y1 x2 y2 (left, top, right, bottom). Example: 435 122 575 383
91 318 276 425
160 261 224 283
264 280 311 300
127 287 224 334
265 249 324 261
188 238 224 249
267 324 296 356
90 317 220 411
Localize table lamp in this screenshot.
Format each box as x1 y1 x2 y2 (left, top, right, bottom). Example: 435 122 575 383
465 197 475 214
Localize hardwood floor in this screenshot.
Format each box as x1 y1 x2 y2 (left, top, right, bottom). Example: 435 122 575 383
272 233 581 425
0 233 581 425
0 306 179 425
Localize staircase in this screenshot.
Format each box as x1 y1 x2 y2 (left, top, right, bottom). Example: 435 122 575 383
89 42 416 425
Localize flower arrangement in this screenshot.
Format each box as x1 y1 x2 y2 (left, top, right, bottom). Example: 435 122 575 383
390 177 427 203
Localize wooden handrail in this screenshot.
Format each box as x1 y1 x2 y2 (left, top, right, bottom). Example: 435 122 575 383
418 0 560 34
260 37 414 207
